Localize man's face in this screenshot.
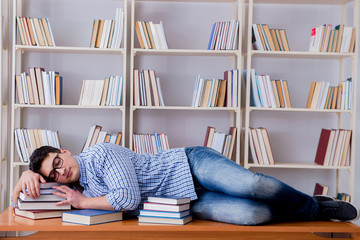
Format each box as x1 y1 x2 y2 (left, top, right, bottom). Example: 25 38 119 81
40 150 80 184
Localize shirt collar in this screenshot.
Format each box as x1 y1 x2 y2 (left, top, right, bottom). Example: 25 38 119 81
74 155 88 186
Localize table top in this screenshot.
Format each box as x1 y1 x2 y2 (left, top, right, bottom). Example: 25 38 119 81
1 207 359 232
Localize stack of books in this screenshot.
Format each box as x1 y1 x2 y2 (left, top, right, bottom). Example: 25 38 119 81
191 69 239 108
133 69 165 107
138 196 192 225
15 182 71 220
308 24 356 53
82 124 122 152
78 75 123 106
132 132 169 154
15 67 63 105
62 209 123 225
16 16 55 46
208 20 239 50
248 127 275 165
336 193 351 202
90 8 124 48
306 79 352 110
246 69 291 108
134 21 168 49
203 126 237 159
252 24 290 51
314 128 352 167
14 128 61 163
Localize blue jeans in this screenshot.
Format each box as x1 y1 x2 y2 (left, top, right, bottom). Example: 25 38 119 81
185 146 319 225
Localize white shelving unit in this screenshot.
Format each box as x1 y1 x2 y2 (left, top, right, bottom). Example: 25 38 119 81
9 0 128 199
129 0 244 163
243 0 358 198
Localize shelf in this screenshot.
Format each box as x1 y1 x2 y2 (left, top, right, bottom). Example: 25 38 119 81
249 50 356 59
131 106 240 111
13 104 125 111
248 0 353 5
15 45 125 55
249 107 353 113
133 48 239 57
136 0 237 3
247 162 352 170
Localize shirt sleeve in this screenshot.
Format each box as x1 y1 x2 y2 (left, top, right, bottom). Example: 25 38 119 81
99 147 141 211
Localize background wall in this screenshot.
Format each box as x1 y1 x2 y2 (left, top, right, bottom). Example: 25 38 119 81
3 0 360 224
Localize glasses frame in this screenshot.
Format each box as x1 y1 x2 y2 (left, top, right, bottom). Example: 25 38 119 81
46 153 64 182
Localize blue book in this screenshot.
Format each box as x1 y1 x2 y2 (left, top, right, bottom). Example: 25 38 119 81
208 22 216 50
62 209 123 225
139 209 191 218
138 214 192 225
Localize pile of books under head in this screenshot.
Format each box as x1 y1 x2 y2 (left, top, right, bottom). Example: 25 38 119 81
14 182 71 220
138 196 192 225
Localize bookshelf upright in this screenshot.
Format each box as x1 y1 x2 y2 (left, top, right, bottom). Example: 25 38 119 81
243 0 358 199
9 0 128 200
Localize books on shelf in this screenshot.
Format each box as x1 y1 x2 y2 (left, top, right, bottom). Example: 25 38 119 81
208 20 239 50
82 124 122 152
62 209 123 225
203 126 237 159
133 69 165 107
14 208 68 220
252 24 290 51
16 16 55 46
248 127 275 165
191 69 239 108
139 196 192 225
14 128 61 163
15 68 63 105
135 20 168 49
90 8 124 48
245 69 291 108
313 183 329 196
78 76 124 106
132 132 169 154
306 79 352 110
314 128 352 167
336 193 351 202
308 24 356 53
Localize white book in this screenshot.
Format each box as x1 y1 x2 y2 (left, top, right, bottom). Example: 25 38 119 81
106 76 115 106
83 125 96 151
252 24 264 51
138 21 149 49
319 82 330 109
96 130 107 145
116 8 124 48
20 73 29 104
156 21 168 49
149 21 161 49
116 76 123 106
257 75 268 108
232 21 239 50
156 77 165 106
250 69 261 107
42 71 52 105
232 69 239 107
19 192 65 202
248 130 258 164
139 71 146 106
100 19 110 48
45 18 56 46
14 129 25 163
265 75 276 109
111 8 120 48
191 74 201 107
256 128 269 164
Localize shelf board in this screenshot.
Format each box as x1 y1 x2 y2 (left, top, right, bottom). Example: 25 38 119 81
247 162 352 170
135 0 236 3
249 107 352 113
13 162 29 167
14 104 125 111
15 45 125 55
133 48 239 57
248 0 353 5
131 106 239 111
249 50 355 59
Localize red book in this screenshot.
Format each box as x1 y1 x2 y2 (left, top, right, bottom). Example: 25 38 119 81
314 128 332 165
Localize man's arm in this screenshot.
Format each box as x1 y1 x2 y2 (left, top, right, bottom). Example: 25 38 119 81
12 170 47 204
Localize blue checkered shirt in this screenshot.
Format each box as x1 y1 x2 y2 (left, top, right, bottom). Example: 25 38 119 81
75 143 197 212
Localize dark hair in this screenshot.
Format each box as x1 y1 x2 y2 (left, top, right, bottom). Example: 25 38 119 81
29 146 61 174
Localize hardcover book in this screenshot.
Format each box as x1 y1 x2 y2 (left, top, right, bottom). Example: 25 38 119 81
147 196 191 205
143 202 190 212
138 215 192 225
62 209 123 225
14 208 68 220
139 209 191 218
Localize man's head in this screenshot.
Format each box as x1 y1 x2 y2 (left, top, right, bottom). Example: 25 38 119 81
29 146 80 184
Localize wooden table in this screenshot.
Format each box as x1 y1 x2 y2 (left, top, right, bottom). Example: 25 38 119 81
1 207 360 239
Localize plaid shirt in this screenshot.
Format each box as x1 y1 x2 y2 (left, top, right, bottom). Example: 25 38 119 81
75 143 197 212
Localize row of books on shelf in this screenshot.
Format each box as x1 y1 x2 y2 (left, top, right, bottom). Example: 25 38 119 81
309 24 355 53
246 69 291 108
135 20 168 49
82 124 122 152
248 127 275 165
90 8 124 49
252 24 290 51
208 20 239 50
313 183 351 202
314 128 352 167
191 69 239 108
203 126 237 159
78 76 124 106
132 132 170 154
139 196 192 225
15 67 63 105
14 128 61 163
16 16 55 47
306 79 353 110
133 69 165 107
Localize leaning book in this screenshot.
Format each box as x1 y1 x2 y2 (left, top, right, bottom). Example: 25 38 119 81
62 209 123 225
138 215 192 225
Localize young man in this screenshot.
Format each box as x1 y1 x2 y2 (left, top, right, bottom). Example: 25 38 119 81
12 143 359 225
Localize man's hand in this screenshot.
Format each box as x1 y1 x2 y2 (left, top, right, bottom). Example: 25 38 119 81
52 185 86 209
12 170 46 204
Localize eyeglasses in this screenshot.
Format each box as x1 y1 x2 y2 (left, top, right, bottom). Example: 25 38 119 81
46 153 63 182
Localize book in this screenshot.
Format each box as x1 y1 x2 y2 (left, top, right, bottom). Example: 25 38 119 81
313 183 329 196
19 191 65 202
17 199 71 211
147 196 191 205
14 208 68 220
143 202 190 212
314 128 332 165
62 209 123 225
138 215 192 225
139 209 191 218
